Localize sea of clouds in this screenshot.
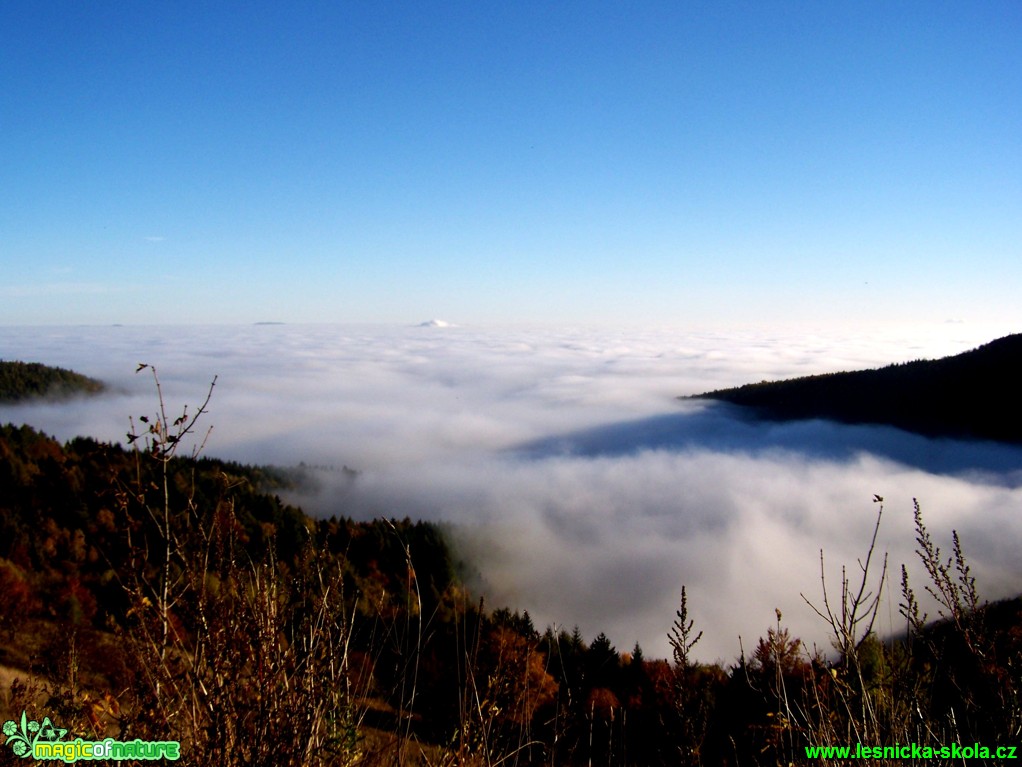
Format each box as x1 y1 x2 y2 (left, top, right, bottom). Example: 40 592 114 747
2 321 1021 661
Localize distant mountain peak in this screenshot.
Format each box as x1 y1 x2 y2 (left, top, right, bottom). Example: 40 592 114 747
418 319 454 328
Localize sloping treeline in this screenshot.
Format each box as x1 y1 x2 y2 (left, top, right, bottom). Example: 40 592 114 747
1 423 1020 766
0 361 105 403
691 333 1022 443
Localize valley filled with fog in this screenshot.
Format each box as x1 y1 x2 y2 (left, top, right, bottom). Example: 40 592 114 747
2 322 1021 660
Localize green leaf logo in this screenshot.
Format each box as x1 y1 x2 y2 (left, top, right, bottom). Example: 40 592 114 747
2 711 67 759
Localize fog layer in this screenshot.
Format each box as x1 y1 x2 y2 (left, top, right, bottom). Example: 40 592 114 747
2 322 1020 660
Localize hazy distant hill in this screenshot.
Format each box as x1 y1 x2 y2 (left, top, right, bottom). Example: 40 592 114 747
0 360 105 402
690 333 1022 444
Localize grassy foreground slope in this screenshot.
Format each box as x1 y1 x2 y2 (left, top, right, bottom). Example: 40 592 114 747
0 361 105 402
690 333 1022 443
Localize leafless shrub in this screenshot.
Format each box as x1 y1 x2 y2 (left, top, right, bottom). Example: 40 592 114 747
115 366 363 766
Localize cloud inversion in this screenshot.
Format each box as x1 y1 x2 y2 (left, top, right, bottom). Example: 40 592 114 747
2 321 1019 660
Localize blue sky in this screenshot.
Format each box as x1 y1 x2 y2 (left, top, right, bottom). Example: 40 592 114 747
2 2 1020 328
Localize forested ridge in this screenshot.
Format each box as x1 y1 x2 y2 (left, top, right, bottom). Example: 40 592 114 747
691 333 1022 443
0 361 105 402
0 361 1019 764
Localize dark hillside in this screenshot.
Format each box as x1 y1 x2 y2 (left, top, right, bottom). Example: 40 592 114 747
0 360 105 402
690 333 1022 443
0 423 461 625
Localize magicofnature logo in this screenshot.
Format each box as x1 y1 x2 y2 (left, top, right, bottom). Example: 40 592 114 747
2 711 180 761
2 712 66 758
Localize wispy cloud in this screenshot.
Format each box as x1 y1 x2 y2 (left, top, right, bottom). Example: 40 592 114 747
1 322 1018 660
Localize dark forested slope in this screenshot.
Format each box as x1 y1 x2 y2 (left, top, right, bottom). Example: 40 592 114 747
0 360 105 402
690 333 1022 443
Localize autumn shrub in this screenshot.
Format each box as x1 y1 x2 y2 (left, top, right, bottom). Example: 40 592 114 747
0 560 33 641
102 367 363 766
